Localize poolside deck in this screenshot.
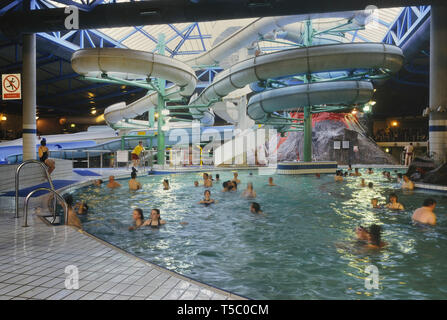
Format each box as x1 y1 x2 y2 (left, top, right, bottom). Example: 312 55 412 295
0 212 244 300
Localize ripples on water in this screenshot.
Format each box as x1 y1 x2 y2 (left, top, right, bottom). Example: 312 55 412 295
68 169 447 299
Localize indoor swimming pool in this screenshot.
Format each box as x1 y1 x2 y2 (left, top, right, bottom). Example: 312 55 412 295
67 170 447 299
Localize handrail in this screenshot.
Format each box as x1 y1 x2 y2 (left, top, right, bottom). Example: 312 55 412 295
23 188 68 228
15 159 56 219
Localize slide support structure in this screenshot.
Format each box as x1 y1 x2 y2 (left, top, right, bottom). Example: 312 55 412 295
156 34 167 166
303 106 312 162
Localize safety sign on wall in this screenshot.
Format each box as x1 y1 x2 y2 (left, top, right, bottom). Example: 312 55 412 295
2 74 22 100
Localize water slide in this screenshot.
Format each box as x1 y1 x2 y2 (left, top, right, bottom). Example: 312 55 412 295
71 10 373 128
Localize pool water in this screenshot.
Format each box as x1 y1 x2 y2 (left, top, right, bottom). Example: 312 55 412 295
69 170 447 299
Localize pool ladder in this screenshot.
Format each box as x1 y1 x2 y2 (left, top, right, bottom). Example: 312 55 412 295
15 159 67 227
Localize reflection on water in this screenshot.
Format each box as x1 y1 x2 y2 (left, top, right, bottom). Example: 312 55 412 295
68 169 447 299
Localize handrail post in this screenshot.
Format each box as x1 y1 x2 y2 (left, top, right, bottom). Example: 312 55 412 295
23 187 68 227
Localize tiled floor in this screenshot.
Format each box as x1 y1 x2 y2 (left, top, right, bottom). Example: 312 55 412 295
0 212 243 300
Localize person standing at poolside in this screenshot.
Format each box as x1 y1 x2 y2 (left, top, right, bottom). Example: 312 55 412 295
38 138 56 175
131 141 145 171
128 171 142 191
404 142 414 166
402 175 415 190
412 198 437 226
107 176 121 188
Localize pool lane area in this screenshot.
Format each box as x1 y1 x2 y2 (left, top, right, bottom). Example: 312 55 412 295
0 210 244 300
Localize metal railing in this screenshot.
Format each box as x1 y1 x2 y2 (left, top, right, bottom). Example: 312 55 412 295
23 188 68 227
15 159 56 219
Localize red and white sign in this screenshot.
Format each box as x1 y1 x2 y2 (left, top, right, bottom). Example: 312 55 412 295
2 74 22 100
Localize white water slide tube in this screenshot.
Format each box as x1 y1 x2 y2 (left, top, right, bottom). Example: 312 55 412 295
71 10 371 127
190 43 404 121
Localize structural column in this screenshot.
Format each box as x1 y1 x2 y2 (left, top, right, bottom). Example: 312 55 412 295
22 33 37 161
429 4 447 164
303 106 312 162
156 33 166 165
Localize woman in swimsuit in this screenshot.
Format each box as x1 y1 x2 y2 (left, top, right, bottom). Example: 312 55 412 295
198 190 217 205
38 139 56 174
129 208 146 230
242 182 257 198
386 193 405 210
142 209 166 228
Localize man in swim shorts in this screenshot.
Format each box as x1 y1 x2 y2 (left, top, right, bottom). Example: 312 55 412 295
412 198 437 226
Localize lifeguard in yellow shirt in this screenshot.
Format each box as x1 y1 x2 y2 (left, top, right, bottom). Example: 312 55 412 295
131 141 145 170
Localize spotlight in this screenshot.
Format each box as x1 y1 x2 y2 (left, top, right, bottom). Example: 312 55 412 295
70 123 76 128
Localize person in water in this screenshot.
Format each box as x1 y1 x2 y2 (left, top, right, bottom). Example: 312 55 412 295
198 190 217 205
386 193 404 210
232 172 241 184
229 180 238 191
384 171 392 181
412 198 437 226
315 173 321 178
334 170 343 182
128 171 142 191
348 164 352 171
93 179 103 186
242 182 257 198
371 198 381 208
129 208 145 231
367 168 374 174
368 182 374 189
355 224 386 249
360 178 366 187
163 179 170 190
38 139 56 175
194 181 199 187
215 174 220 181
350 168 362 176
250 202 263 214
63 194 82 229
142 209 166 228
267 177 276 186
222 181 230 192
203 173 212 188
402 175 414 190
396 173 403 183
107 176 121 188
74 200 88 215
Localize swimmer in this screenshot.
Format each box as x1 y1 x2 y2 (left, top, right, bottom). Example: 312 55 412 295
267 177 276 186
194 181 199 187
402 175 414 190
360 178 366 187
242 183 257 199
222 181 230 192
371 198 381 208
142 209 166 228
63 194 82 229
385 171 392 181
250 202 263 214
203 173 212 187
350 168 362 176
215 174 220 181
355 224 387 249
232 172 241 184
348 164 352 171
93 179 103 186
107 176 121 188
315 173 321 178
343 171 348 177
412 198 437 226
128 208 145 231
368 182 374 189
334 170 343 182
163 179 170 190
367 168 374 174
128 171 142 191
386 193 404 210
397 173 403 183
74 200 88 215
229 180 238 191
198 190 217 205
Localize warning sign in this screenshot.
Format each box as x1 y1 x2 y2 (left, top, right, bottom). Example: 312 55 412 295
2 74 22 100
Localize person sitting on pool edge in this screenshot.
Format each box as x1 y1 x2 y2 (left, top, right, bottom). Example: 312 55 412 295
242 182 257 199
142 209 166 228
267 177 276 186
386 193 404 210
128 171 142 191
402 175 415 190
198 190 217 205
129 208 145 231
38 138 56 175
107 176 121 188
250 202 263 214
163 179 170 190
371 198 381 208
93 179 103 186
63 194 82 230
350 168 362 176
355 224 386 249
232 172 241 184
412 198 437 226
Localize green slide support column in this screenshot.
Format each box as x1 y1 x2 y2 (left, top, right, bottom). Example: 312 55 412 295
303 106 312 162
156 33 166 165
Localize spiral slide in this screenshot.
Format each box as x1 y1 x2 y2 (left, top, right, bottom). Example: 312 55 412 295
71 10 373 128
